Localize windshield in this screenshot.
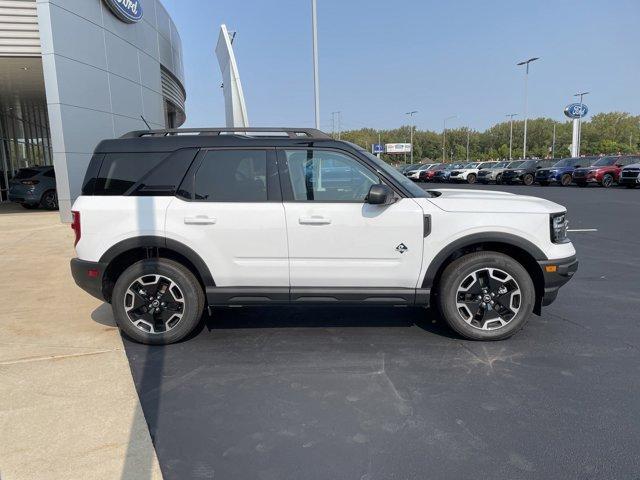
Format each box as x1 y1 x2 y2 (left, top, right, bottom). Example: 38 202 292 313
358 149 428 197
464 163 479 168
507 161 523 168
591 157 617 167
518 160 536 169
15 168 40 179
491 161 509 168
552 158 576 168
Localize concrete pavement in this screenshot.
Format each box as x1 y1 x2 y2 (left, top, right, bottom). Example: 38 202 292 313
0 204 161 480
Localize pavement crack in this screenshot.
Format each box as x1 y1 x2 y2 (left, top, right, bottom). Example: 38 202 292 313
0 348 122 366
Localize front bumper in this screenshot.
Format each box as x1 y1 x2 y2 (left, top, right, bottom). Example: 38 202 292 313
537 255 578 306
70 258 108 301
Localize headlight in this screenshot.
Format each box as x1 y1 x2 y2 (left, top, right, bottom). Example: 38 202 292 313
550 212 569 243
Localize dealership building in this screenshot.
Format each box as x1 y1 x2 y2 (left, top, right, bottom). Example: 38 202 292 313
0 0 186 220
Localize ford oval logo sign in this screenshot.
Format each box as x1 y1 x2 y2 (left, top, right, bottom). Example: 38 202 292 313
103 0 143 24
564 103 588 119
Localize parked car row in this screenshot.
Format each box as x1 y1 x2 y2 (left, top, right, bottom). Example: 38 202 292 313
399 155 640 188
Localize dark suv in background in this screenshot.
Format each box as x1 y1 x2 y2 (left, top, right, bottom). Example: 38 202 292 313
535 157 597 186
573 156 640 188
8 166 58 209
502 159 556 185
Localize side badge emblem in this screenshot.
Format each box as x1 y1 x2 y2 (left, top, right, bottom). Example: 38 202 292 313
395 243 408 254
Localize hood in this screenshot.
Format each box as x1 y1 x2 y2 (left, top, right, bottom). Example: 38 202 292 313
427 189 565 214
623 163 640 170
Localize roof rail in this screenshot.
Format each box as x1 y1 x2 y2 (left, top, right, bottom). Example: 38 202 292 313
121 127 332 139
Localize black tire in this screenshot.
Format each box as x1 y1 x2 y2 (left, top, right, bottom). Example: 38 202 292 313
495 174 503 184
111 258 205 345
467 173 477 184
600 174 614 188
40 189 58 210
21 203 38 209
436 251 535 341
560 174 572 186
523 173 534 186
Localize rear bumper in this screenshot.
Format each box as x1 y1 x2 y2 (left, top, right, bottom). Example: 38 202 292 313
538 255 578 306
70 258 108 301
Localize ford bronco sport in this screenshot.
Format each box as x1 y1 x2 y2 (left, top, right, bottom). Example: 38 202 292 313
70 128 577 345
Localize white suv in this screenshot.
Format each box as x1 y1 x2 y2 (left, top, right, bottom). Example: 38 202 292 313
449 161 499 184
70 128 577 345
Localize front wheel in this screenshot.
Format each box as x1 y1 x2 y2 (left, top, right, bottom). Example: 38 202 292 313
436 252 535 340
111 258 205 345
495 174 503 184
601 174 614 188
467 173 477 184
560 174 572 186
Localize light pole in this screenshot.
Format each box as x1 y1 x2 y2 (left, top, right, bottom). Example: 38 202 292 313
573 91 589 157
466 128 470 161
517 57 539 159
311 0 320 129
551 123 556 158
406 110 417 163
442 115 456 162
506 113 518 160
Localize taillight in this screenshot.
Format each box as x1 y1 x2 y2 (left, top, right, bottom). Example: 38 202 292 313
21 180 40 186
71 210 81 246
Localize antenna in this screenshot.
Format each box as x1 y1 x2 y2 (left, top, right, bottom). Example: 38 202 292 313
140 115 151 130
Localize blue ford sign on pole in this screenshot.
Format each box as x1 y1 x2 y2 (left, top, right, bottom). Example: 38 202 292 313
563 103 588 119
372 144 384 154
564 103 589 157
102 0 143 24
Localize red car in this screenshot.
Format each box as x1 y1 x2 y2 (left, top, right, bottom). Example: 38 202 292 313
418 163 444 182
573 155 640 187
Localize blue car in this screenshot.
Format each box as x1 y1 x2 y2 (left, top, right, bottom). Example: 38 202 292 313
534 156 597 186
8 166 58 209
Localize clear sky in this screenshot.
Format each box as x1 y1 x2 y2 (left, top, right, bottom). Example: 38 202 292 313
162 0 640 132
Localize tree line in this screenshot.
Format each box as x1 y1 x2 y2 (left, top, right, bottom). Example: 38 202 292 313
339 112 640 163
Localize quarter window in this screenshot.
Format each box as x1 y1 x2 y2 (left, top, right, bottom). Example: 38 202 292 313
194 150 267 202
284 150 379 202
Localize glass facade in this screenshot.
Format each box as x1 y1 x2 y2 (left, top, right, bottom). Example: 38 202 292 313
0 100 51 202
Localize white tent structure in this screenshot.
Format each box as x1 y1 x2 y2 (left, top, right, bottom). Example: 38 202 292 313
215 24 249 127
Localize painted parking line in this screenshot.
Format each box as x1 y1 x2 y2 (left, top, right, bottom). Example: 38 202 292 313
567 228 598 232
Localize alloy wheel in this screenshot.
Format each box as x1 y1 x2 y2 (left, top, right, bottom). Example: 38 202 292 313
42 191 58 209
124 274 185 334
455 267 521 331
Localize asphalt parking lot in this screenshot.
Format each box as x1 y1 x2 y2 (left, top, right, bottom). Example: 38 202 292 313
123 184 640 480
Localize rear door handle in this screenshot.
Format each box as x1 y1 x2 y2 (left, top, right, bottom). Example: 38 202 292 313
299 215 331 225
184 215 216 225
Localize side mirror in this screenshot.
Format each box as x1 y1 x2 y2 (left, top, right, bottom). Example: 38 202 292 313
366 184 395 205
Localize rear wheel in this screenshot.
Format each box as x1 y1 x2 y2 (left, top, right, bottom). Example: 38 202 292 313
523 173 534 186
560 174 572 186
601 174 614 188
111 258 205 345
40 190 58 210
436 252 535 340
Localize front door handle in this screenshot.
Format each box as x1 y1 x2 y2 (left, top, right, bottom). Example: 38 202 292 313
184 215 217 225
299 215 331 225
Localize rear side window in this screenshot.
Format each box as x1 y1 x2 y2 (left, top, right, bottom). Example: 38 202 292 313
193 150 267 202
93 153 168 195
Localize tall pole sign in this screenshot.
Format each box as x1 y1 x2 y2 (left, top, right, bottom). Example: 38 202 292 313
564 103 588 157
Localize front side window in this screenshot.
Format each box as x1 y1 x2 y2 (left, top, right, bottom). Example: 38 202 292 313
285 150 379 202
194 150 267 202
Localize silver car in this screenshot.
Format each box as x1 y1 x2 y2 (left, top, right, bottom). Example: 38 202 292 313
477 160 523 184
8 166 58 210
